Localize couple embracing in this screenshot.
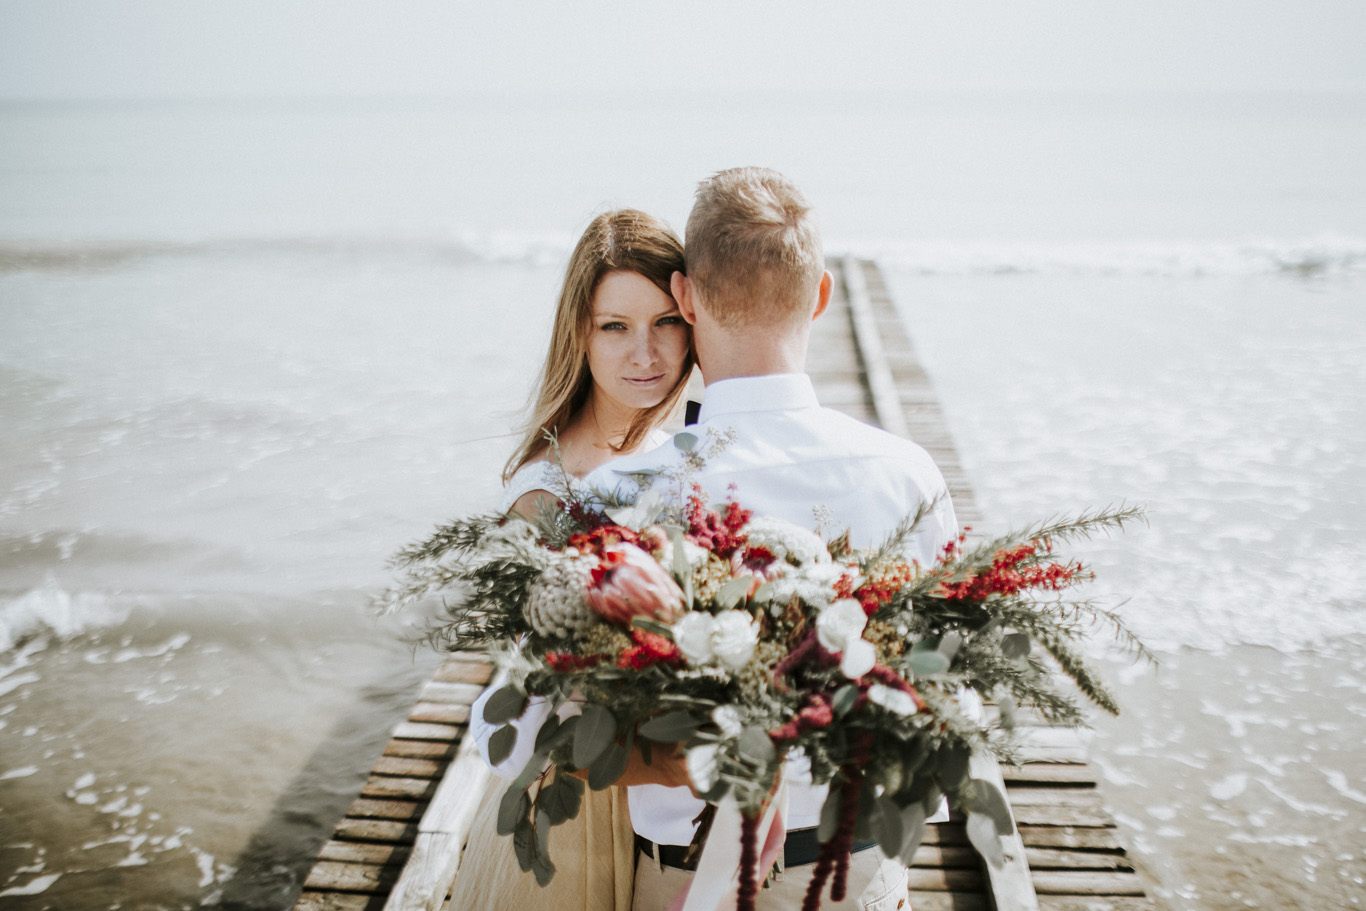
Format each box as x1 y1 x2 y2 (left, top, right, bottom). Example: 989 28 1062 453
456 167 956 911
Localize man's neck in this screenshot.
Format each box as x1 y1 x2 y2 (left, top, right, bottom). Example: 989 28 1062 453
695 324 809 385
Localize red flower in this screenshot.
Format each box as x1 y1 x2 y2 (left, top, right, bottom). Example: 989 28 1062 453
617 629 683 670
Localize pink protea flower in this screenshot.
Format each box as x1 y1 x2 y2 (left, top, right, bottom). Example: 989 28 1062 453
585 543 684 627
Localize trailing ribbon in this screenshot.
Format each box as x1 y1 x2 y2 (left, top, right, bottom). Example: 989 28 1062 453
670 774 789 911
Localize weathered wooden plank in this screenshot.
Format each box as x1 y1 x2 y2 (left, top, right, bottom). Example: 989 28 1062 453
1017 826 1125 851
294 890 388 911
843 256 909 438
383 832 462 911
1024 848 1133 872
1003 787 1106 809
1002 764 1099 785
1036 896 1157 911
908 844 980 867
372 756 445 780
303 861 400 893
391 722 462 743
346 798 425 822
384 739 457 761
318 840 412 866
361 775 439 802
407 702 471 726
431 657 493 685
1009 805 1116 828
1030 871 1149 896
333 818 419 845
418 680 485 705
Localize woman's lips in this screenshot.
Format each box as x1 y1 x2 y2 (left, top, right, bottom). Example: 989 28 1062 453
624 374 665 386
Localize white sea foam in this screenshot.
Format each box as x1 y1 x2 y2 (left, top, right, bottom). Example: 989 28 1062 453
0 873 61 897
0 582 137 655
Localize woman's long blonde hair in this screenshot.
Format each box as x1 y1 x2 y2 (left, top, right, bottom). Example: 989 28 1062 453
503 209 693 483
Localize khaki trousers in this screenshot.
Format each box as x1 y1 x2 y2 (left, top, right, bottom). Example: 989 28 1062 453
630 846 909 911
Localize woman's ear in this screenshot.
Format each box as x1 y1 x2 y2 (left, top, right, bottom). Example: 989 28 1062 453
671 271 698 325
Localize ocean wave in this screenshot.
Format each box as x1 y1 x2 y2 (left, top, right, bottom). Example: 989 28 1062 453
0 582 139 654
5 234 1364 278
855 236 1366 278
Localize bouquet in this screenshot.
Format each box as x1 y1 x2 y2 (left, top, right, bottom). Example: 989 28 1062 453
378 443 1146 911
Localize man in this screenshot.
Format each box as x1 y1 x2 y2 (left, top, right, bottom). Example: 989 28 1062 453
588 167 957 910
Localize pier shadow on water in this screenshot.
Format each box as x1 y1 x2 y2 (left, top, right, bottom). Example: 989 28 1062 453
215 652 439 910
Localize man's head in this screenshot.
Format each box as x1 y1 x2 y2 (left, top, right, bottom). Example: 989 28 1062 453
681 167 825 329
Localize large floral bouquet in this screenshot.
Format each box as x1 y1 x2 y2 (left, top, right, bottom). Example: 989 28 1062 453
379 444 1145 911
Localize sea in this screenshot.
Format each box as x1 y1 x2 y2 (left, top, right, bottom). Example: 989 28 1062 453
1 92 1363 910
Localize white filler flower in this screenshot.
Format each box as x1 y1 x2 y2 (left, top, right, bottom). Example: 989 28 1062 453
686 743 721 793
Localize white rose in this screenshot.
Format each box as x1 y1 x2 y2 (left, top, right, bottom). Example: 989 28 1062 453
673 612 716 665
711 610 758 672
867 683 918 716
686 743 720 793
711 705 744 739
840 638 876 679
816 599 867 652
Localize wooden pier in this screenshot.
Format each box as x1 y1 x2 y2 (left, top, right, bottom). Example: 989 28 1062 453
292 259 1156 911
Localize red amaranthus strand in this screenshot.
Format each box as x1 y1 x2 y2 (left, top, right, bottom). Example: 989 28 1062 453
802 771 864 911
939 538 1090 601
737 811 760 911
834 562 917 616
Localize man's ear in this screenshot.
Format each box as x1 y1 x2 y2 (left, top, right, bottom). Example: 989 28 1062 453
812 270 833 321
671 271 698 325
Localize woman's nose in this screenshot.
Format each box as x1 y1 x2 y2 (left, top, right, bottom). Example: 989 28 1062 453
630 331 656 366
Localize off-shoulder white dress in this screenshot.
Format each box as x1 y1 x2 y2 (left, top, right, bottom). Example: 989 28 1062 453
447 439 667 911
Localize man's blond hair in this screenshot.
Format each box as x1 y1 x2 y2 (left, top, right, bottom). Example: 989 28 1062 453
685 167 824 328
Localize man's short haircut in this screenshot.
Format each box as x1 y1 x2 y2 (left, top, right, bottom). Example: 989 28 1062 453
685 167 824 328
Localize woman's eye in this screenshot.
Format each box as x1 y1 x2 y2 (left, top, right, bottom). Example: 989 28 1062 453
656 316 684 326
600 322 626 331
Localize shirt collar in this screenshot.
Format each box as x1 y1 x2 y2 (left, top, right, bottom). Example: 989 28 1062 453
697 373 819 422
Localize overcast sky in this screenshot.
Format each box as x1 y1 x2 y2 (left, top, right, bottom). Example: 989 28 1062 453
2 1 1365 100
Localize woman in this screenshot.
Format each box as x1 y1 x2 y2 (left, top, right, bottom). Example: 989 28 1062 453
448 209 693 911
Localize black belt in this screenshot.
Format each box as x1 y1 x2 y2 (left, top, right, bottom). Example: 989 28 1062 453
635 827 877 871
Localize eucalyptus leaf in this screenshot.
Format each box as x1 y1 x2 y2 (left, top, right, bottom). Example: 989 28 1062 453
665 525 689 584
897 803 928 866
714 576 753 611
488 724 518 768
853 784 876 843
630 617 675 639
541 776 584 825
513 818 535 872
673 431 699 452
937 744 970 790
588 742 629 790
482 685 529 725
832 684 858 718
751 582 773 605
535 806 553 857
961 778 1014 835
872 795 904 858
900 735 929 777
639 711 703 742
817 786 842 843
534 714 562 751
497 785 529 836
997 692 1018 733
966 812 1006 868
1001 633 1031 660
737 727 776 766
512 750 550 791
573 704 618 768
547 715 580 753
906 650 950 677
938 631 964 662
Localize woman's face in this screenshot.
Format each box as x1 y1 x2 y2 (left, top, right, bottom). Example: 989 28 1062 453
586 270 690 415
